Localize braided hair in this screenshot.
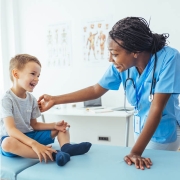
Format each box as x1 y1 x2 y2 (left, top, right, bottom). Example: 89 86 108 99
109 17 169 54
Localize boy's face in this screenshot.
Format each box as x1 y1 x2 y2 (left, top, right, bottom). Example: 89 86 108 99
15 62 41 92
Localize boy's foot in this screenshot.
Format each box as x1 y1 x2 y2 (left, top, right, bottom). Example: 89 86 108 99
52 150 70 166
61 142 92 156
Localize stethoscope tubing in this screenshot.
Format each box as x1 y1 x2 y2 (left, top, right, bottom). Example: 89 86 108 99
124 52 157 104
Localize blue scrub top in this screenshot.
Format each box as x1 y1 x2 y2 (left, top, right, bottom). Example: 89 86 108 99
99 46 180 143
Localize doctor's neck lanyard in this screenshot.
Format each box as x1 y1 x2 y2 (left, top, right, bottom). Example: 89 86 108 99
124 52 158 114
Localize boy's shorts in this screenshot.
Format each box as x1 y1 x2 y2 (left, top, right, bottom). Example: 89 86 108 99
0 130 55 157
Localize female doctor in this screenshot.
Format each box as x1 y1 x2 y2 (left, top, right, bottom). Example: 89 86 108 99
38 17 180 170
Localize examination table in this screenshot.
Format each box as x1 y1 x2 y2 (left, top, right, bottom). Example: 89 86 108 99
1 142 180 180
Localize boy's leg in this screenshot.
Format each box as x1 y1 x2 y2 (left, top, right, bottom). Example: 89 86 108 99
1 137 39 159
51 130 70 166
51 129 70 147
1 131 70 166
52 130 92 156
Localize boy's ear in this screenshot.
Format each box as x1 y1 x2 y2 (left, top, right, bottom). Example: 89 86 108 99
12 69 19 79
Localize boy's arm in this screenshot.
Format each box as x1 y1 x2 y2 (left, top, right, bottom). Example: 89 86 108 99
3 117 56 162
30 119 70 132
4 116 36 146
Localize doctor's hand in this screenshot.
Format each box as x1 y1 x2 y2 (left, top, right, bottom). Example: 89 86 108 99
124 153 152 170
38 94 55 112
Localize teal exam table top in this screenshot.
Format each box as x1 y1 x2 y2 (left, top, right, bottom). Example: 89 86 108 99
1 143 180 180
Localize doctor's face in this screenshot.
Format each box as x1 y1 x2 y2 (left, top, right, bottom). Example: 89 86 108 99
108 36 136 72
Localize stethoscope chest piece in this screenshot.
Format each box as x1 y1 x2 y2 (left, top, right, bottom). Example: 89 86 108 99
149 94 154 102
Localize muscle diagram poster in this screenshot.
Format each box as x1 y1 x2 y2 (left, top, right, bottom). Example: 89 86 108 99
46 22 72 67
82 16 112 66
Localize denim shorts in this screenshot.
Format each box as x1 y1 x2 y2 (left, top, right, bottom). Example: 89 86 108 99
0 130 55 157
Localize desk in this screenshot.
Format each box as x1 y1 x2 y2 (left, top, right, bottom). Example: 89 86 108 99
42 108 134 147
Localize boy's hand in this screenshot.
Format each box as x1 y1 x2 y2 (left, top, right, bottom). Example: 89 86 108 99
38 94 55 112
31 141 57 163
54 120 70 132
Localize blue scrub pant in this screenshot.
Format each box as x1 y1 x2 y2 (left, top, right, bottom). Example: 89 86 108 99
134 125 180 151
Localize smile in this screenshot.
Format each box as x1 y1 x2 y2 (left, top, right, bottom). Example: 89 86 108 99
115 65 122 69
30 83 36 87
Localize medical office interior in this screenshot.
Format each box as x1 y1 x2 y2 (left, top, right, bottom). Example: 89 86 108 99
0 0 180 149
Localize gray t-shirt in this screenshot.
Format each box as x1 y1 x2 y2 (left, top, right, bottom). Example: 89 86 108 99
0 89 41 139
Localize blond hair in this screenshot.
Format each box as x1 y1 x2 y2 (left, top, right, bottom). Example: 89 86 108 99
9 54 41 81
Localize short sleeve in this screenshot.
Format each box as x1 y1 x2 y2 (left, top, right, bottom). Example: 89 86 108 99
155 48 180 93
0 97 13 119
31 96 41 119
98 64 121 90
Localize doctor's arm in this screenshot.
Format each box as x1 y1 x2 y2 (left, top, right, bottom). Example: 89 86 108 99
38 83 108 112
124 93 171 170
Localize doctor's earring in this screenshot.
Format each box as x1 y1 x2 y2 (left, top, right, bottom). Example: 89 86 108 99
134 53 138 59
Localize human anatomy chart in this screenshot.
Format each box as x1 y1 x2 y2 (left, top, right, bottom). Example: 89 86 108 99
82 16 112 66
46 22 72 67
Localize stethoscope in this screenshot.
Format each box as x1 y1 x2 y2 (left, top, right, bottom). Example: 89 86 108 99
124 51 157 110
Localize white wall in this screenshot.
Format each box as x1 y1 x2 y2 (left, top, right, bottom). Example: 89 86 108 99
16 0 125 107
0 0 3 97
1 0 14 94
1 0 180 146
2 0 180 103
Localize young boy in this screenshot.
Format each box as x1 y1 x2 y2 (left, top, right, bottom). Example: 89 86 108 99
0 54 91 166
